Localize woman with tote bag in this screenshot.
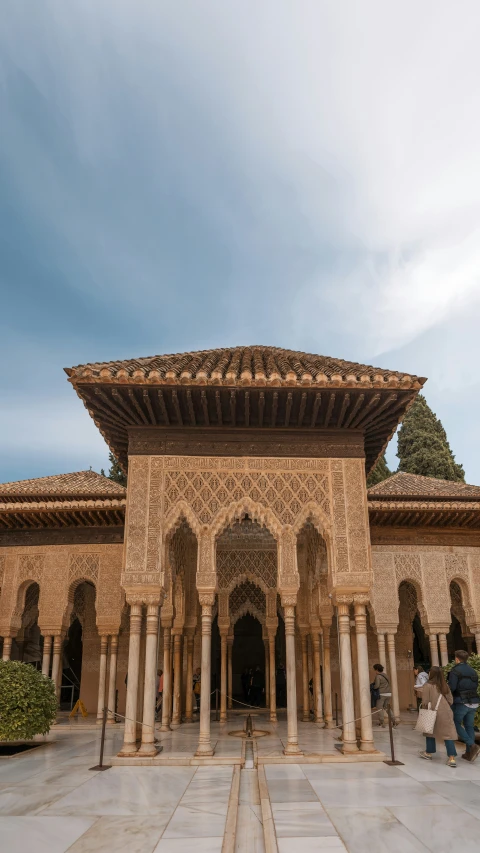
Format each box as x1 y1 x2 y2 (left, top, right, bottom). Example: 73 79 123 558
416 666 458 766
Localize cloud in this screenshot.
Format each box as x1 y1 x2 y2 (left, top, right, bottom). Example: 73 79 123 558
1 0 480 480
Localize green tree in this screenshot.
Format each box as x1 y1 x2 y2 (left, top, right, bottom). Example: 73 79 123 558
101 452 127 486
397 394 465 482
367 453 392 488
0 661 57 741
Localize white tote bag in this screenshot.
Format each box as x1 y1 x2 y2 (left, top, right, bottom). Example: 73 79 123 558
415 693 442 735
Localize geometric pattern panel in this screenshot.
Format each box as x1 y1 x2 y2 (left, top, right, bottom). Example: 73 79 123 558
230 581 266 619
69 553 99 584
217 550 277 590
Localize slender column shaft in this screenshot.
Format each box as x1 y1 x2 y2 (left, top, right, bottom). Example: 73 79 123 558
264 640 270 708
42 635 53 676
51 635 63 699
107 634 119 723
350 627 361 736
438 633 449 666
160 625 172 731
429 633 440 667
195 601 214 756
171 633 183 727
377 633 387 672
2 636 12 661
118 604 142 755
220 633 228 722
301 634 310 722
269 632 277 722
354 602 375 751
312 633 324 725
96 636 109 722
138 604 160 755
283 605 302 755
227 639 233 710
475 633 480 655
387 633 400 722
322 625 334 728
185 633 194 722
337 603 358 752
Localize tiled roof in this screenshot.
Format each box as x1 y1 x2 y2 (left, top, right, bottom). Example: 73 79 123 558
368 472 480 500
65 346 425 389
0 470 126 500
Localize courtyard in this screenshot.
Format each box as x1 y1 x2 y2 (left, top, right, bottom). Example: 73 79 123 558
1 718 480 853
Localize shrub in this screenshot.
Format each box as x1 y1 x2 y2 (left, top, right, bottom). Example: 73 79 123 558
444 653 480 727
0 660 57 741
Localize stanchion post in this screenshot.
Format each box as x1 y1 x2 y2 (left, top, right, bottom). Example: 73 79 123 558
89 706 112 771
383 703 404 766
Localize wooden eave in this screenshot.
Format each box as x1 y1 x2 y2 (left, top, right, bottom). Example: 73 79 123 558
368 500 480 530
68 382 421 475
0 498 126 531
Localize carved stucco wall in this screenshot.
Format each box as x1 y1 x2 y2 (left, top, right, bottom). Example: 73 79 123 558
123 455 372 597
371 545 480 631
0 544 124 637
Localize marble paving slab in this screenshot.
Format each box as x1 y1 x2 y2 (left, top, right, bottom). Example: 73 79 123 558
326 806 429 852
307 776 453 808
272 800 338 837
277 838 346 852
390 804 480 853
67 816 170 852
161 802 228 838
0 816 95 853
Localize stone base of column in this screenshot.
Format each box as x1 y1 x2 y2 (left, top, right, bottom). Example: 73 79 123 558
269 712 277 723
194 744 214 757
117 744 139 757
360 740 377 753
283 744 304 756
341 740 359 754
137 744 159 757
159 723 171 732
106 717 118 725
315 717 326 728
220 713 227 724
170 721 182 729
325 720 335 729
302 712 310 722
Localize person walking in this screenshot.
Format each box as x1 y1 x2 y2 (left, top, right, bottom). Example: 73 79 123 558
418 666 458 767
251 666 265 707
155 669 163 721
193 666 201 713
447 649 480 762
372 663 391 727
276 663 286 707
414 665 428 710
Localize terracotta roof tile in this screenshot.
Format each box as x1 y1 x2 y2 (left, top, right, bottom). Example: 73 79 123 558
0 470 126 499
368 472 480 500
65 345 425 390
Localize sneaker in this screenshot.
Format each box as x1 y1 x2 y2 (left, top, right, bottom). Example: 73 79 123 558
469 744 480 763
419 751 433 760
447 757 457 767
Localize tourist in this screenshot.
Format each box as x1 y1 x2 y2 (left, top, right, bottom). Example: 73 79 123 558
418 666 458 766
447 649 480 762
155 669 163 721
241 667 250 703
277 663 286 707
371 663 390 727
414 665 428 709
250 666 265 707
193 667 201 712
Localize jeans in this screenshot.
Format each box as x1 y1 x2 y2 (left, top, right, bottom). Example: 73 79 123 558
453 704 477 749
426 736 457 757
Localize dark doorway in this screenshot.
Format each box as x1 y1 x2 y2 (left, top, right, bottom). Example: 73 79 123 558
232 615 264 704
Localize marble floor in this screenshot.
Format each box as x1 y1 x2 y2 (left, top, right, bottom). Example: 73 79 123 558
0 721 479 852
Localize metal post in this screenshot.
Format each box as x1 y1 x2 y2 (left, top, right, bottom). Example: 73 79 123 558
383 703 404 766
90 706 112 771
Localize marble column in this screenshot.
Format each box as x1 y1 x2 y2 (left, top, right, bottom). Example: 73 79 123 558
185 631 195 722
96 636 109 723
283 603 302 755
118 603 142 756
377 632 387 672
2 636 12 662
301 633 310 722
171 632 183 728
160 623 172 731
227 636 233 710
438 633 449 666
475 632 480 655
139 604 160 756
322 624 334 728
195 596 214 757
429 633 440 667
264 638 270 708
41 635 53 676
312 632 324 725
51 635 63 699
354 601 375 752
268 631 277 723
387 633 400 723
107 634 119 723
464 636 474 654
350 624 361 738
220 631 228 723
337 601 358 753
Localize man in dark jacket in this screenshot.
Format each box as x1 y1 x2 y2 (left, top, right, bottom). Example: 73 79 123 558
447 649 479 762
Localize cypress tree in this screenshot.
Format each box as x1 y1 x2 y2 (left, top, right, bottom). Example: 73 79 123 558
397 394 465 482
100 452 127 486
367 454 392 487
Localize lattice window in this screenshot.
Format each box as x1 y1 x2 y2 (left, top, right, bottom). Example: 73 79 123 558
217 550 277 590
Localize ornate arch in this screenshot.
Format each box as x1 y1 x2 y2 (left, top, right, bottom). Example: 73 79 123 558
398 578 427 625
223 571 271 597
232 602 265 626
450 578 475 629
211 498 282 541
164 501 202 540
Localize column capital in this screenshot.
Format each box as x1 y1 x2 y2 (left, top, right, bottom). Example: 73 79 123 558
280 592 297 608
198 592 216 608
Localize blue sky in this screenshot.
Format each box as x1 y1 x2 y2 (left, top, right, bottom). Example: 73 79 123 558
1 1 480 483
